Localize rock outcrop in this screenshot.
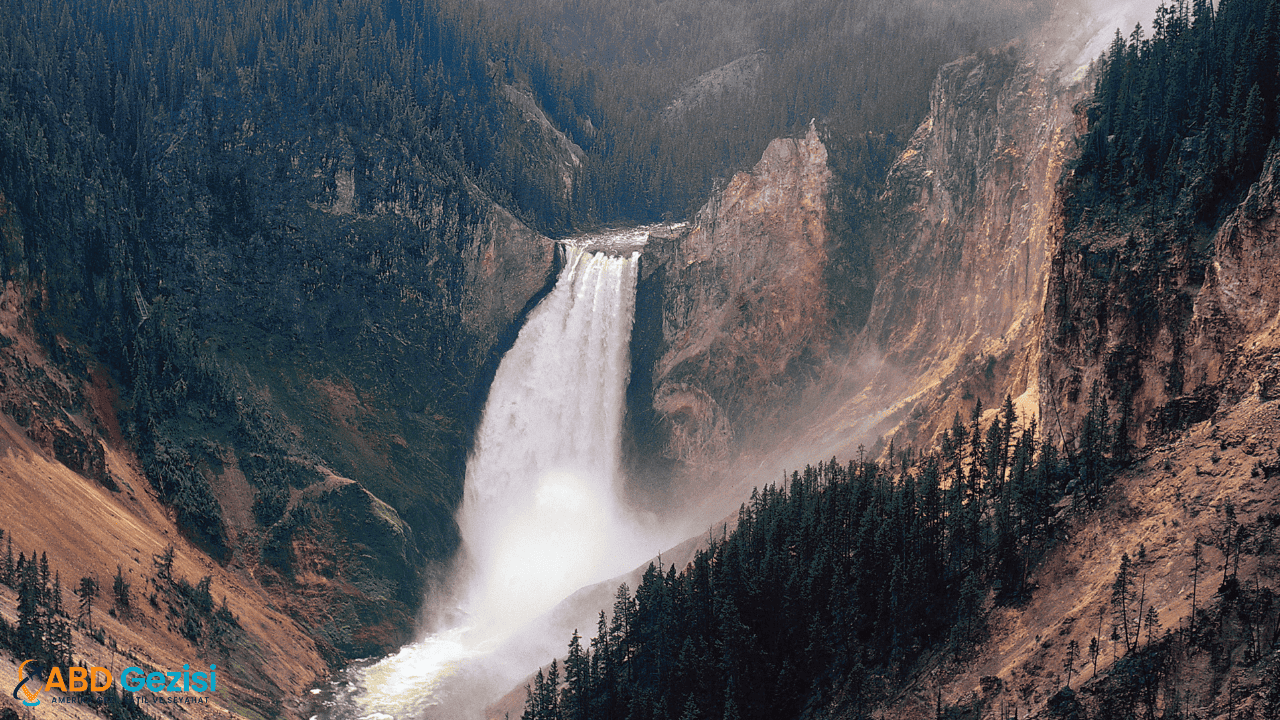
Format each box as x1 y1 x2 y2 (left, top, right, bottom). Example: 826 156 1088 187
857 44 1085 442
635 44 1087 498
1189 149 1280 399
1044 138 1280 447
661 50 770 123
636 123 835 473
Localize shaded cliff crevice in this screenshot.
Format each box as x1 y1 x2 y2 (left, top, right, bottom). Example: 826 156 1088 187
624 234 679 507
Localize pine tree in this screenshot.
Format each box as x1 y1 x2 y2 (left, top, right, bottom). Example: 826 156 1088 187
1111 553 1137 651
1 534 12 586
1237 82 1268 173
541 660 561 720
998 394 1018 487
967 399 985 497
947 411 966 490
39 552 50 604
16 554 44 659
77 575 99 625
950 573 985 653
590 610 617 720
679 695 701 720
993 491 1023 601
1080 382 1110 503
113 565 132 612
610 582 637 697
1064 639 1079 688
1144 605 1162 645
562 631 588 720
983 418 1005 495
48 614 73 667
153 544 175 582
523 669 546 720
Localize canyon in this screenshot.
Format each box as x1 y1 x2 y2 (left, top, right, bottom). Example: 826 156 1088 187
2 1 1279 717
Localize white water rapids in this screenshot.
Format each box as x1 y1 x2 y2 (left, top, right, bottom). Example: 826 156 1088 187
322 228 662 720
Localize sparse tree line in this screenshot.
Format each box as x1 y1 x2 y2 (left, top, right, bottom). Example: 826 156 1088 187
0 527 246 719
1066 504 1280 720
0 528 150 718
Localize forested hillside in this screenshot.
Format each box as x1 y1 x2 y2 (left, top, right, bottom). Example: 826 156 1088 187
1068 0 1279 227
524 398 1090 720
0 0 594 663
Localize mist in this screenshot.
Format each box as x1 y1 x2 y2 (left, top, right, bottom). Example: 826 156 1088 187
1033 0 1168 76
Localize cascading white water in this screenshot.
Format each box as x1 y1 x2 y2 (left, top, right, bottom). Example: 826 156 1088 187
457 244 641 642
332 230 660 720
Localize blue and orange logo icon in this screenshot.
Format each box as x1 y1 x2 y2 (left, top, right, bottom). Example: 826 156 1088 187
12 659 42 707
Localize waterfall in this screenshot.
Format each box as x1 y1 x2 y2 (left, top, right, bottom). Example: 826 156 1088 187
332 231 658 720
457 244 642 641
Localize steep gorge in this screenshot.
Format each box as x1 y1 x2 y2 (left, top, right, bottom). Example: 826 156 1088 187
626 15 1280 718
6 0 1280 716
632 43 1088 518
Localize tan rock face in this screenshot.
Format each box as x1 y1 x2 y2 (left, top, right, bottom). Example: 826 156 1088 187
641 124 834 466
1188 152 1280 398
786 45 1083 456
857 45 1084 444
871 46 1073 368
635 46 1087 487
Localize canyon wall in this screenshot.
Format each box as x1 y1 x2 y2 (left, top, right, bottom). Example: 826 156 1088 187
0 80 565 714
856 44 1085 442
636 123 837 474
635 44 1086 501
1045 140 1280 447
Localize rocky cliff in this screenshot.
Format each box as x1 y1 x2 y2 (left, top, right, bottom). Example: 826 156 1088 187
634 44 1085 508
855 44 1085 441
1045 143 1280 448
634 123 837 488
1189 150 1280 398
860 34 1280 720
